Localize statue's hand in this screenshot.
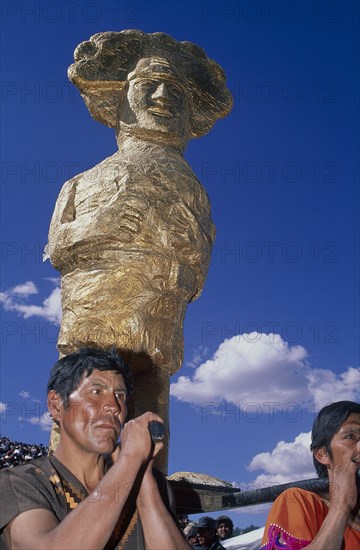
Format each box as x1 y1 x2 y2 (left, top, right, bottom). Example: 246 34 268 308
114 197 147 243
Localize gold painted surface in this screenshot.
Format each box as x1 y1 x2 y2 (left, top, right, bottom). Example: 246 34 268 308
46 30 232 472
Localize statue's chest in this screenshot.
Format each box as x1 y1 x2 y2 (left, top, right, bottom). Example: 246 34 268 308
75 160 204 217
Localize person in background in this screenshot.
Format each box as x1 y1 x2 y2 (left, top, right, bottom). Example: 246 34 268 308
216 515 234 541
260 400 360 549
196 516 225 549
178 515 190 530
0 437 47 469
183 522 202 548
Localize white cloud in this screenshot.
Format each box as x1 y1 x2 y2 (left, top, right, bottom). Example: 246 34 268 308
0 280 38 304
247 432 314 485
186 345 209 368
43 277 60 285
227 432 318 517
0 403 7 413
0 280 62 324
11 281 38 296
307 367 360 409
18 390 40 403
228 432 315 515
170 333 360 409
23 412 52 431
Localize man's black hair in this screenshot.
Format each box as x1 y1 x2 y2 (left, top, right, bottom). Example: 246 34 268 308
217 515 234 529
47 347 133 408
310 400 360 478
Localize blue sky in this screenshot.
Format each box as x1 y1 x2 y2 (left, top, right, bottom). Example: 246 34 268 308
1 0 359 528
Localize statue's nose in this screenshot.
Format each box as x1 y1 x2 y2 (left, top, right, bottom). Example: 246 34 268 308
151 83 170 102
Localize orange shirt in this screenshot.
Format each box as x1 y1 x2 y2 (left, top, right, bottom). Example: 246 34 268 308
260 487 360 549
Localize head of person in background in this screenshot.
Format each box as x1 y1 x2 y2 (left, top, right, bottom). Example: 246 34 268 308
177 514 190 530
183 522 201 548
197 516 224 549
216 515 234 541
260 400 360 550
310 400 360 478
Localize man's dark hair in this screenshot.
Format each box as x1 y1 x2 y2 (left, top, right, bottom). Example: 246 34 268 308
310 400 360 478
217 515 233 529
47 347 133 408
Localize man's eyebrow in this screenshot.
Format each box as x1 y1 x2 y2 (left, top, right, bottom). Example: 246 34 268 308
115 387 128 394
89 379 128 393
89 380 106 387
341 422 360 430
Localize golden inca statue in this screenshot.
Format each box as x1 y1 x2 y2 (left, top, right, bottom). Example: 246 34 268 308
46 30 232 471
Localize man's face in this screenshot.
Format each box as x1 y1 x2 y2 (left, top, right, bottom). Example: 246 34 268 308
197 528 216 547
217 522 231 540
56 369 128 455
328 413 360 470
187 534 199 547
119 57 191 148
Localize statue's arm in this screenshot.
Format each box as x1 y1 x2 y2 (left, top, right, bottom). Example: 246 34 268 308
46 177 80 269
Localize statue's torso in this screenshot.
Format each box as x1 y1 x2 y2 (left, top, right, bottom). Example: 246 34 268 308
48 147 215 282
47 146 215 363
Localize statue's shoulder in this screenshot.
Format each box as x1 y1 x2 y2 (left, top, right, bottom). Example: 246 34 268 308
61 151 121 188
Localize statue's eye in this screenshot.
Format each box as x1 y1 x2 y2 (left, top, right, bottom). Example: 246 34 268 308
168 85 182 99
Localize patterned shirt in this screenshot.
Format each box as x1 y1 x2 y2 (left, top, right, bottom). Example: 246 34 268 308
0 455 173 549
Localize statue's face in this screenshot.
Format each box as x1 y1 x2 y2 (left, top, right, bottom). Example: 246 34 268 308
119 57 191 149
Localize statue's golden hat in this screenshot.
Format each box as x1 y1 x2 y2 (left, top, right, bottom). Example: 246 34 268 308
68 29 233 138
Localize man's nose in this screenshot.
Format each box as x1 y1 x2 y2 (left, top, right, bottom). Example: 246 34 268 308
151 83 170 102
103 393 121 414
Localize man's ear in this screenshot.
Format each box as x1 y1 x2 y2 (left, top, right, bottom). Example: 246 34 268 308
314 446 330 466
48 390 63 422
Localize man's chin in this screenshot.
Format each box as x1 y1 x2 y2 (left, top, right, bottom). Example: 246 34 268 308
92 437 118 455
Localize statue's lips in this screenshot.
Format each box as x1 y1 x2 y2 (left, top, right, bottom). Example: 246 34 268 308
148 106 173 118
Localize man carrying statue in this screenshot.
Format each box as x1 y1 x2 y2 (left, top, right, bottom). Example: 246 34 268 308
45 29 232 471
0 347 190 549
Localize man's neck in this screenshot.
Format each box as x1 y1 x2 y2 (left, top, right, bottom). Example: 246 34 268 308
54 441 106 492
